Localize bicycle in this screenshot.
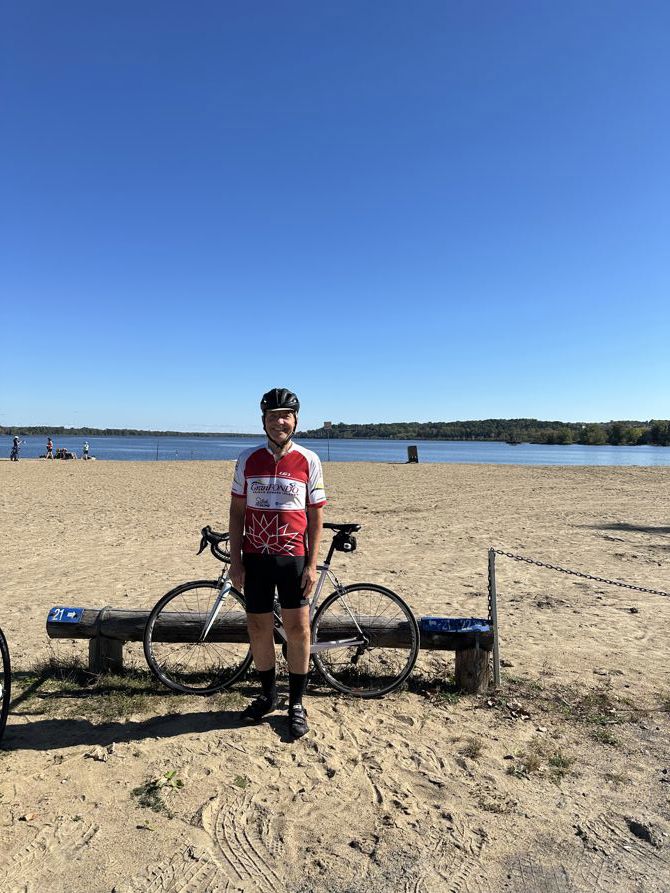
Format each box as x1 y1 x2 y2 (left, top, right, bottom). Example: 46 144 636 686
0 627 10 744
144 523 420 699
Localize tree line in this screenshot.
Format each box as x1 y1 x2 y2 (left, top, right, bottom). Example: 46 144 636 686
3 419 669 446
297 419 670 446
0 426 252 438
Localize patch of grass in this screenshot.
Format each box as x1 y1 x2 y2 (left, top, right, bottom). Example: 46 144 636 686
407 673 462 705
506 749 542 779
547 750 574 783
32 655 92 681
522 750 542 773
568 686 622 726
14 661 187 721
459 738 484 760
548 750 572 769
500 676 641 732
211 690 246 711
475 792 513 814
131 770 184 816
506 738 574 785
591 728 619 747
510 675 544 693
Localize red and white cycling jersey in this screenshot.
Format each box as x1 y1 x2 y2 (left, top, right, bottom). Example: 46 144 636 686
231 442 327 556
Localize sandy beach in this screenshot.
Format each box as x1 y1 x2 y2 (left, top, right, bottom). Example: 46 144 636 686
1 459 669 892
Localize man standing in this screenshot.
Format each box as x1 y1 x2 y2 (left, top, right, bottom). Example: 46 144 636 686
10 436 22 461
46 437 53 459
229 388 326 739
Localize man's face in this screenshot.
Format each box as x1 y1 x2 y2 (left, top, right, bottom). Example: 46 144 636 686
264 410 296 445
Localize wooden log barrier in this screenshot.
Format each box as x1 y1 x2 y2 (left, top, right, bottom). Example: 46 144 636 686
46 606 494 692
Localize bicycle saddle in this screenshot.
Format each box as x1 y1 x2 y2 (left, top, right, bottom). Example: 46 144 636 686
323 522 361 533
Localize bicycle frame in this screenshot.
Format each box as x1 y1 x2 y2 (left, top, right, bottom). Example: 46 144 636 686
201 560 368 654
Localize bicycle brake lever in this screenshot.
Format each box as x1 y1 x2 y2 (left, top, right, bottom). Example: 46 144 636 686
197 526 211 555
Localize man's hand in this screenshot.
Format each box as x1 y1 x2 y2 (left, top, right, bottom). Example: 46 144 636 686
301 563 318 599
230 559 245 592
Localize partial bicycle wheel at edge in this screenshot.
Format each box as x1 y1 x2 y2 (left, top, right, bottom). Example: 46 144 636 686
0 628 10 744
144 580 253 695
311 584 420 698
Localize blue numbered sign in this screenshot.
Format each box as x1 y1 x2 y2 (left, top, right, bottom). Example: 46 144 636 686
48 607 84 624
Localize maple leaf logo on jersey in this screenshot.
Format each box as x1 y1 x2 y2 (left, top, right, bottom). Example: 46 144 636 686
246 513 301 554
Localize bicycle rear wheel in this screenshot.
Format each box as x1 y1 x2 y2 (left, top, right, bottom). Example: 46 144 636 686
144 580 252 695
311 584 420 698
0 628 10 744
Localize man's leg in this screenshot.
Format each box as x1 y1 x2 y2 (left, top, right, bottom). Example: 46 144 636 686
246 611 276 671
281 607 311 675
281 606 311 738
240 612 278 721
275 556 311 737
240 557 279 722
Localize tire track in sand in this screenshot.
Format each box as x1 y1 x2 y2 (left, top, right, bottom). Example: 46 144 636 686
0 816 98 892
127 845 231 893
202 790 286 893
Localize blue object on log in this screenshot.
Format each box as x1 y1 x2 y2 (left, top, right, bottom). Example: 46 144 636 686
48 606 84 624
420 617 491 634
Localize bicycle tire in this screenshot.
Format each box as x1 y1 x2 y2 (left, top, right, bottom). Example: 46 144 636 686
311 583 420 698
0 628 10 744
144 580 253 695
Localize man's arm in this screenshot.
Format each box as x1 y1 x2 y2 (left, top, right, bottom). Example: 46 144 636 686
301 504 324 598
228 496 246 591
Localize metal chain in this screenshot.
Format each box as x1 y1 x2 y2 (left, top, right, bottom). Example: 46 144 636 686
493 549 670 598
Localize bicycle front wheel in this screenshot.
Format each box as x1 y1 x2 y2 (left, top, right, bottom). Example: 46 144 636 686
0 628 10 744
144 580 252 695
311 584 420 698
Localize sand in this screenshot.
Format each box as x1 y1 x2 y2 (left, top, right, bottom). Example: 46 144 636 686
1 459 669 892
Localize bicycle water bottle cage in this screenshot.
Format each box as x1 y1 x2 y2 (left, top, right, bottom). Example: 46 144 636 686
334 531 357 553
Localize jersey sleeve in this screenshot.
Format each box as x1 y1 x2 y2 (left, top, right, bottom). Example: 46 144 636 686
230 453 247 498
307 453 327 506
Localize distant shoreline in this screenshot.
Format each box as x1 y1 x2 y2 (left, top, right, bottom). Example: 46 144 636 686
3 411 670 450
2 424 669 448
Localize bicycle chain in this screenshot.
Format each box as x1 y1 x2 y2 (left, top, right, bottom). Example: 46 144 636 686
493 549 670 598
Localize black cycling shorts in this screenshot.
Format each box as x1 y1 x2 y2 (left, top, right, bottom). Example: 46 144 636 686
242 554 307 613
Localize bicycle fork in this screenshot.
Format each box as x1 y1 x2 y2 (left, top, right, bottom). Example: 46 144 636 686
199 580 232 642
199 582 287 646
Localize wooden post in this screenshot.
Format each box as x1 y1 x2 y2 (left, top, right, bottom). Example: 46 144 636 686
89 636 123 674
88 606 124 674
488 548 501 688
454 638 491 693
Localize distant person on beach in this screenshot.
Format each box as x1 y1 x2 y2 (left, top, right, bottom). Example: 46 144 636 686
46 437 53 459
10 436 23 461
82 441 90 459
229 388 326 739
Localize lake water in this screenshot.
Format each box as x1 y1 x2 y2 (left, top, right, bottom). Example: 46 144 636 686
2 435 670 466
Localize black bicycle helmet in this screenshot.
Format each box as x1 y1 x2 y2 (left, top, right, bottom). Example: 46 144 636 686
260 388 300 414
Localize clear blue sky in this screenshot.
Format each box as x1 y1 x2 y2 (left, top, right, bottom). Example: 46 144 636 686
2 1 668 434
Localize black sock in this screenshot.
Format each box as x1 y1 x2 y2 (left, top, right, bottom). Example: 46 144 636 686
288 672 308 707
258 667 277 700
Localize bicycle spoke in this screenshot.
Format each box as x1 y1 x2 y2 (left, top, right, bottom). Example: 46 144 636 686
144 581 252 694
312 585 419 698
